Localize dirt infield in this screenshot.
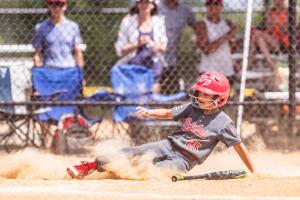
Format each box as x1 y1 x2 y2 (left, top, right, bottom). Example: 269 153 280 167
0 140 299 200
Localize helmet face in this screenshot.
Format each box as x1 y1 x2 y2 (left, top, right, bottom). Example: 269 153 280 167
190 71 230 108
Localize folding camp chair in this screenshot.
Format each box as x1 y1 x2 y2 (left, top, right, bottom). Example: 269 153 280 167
31 67 102 152
31 67 84 122
111 64 186 145
0 66 46 152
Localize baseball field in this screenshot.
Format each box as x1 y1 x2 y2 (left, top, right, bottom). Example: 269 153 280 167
0 138 299 200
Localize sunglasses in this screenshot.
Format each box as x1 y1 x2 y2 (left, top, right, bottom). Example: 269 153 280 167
205 2 222 6
48 2 65 7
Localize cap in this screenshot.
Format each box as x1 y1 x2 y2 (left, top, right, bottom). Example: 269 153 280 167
129 0 160 8
205 0 223 5
47 0 67 3
136 0 155 2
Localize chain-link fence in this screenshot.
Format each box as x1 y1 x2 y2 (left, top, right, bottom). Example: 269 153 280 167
0 0 299 152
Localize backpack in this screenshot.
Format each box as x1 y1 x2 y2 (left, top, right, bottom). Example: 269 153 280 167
51 113 93 154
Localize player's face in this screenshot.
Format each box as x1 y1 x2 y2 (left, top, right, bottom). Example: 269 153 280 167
206 2 223 15
195 91 217 110
48 2 67 17
274 0 284 6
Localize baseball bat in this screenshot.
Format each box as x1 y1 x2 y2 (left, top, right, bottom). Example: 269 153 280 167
171 169 247 182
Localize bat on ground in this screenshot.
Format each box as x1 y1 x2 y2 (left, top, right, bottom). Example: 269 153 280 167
171 169 247 182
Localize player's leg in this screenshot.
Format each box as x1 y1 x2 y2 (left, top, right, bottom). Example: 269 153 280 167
154 156 191 172
67 139 173 179
120 139 173 158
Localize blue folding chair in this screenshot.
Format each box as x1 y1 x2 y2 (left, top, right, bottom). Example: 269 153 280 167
31 67 104 153
0 66 13 113
31 67 84 122
0 66 45 152
110 64 186 144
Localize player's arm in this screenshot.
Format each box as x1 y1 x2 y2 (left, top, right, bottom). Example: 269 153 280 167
233 143 256 173
74 45 85 68
33 49 43 67
136 106 172 119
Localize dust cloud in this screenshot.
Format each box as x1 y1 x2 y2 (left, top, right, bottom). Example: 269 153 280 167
0 138 299 180
0 148 72 180
0 139 173 180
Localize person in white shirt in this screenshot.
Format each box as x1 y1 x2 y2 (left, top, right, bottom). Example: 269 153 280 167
195 0 237 84
115 0 168 93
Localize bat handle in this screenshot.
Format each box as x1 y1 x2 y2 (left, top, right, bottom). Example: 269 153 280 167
171 175 184 182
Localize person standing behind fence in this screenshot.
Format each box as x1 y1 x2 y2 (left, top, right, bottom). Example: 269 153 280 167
195 0 237 83
32 0 84 68
115 0 168 94
157 0 197 95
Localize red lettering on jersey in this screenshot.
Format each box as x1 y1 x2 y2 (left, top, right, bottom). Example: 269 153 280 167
182 118 208 139
185 139 201 151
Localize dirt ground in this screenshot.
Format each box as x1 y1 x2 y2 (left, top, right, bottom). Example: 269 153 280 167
0 138 299 200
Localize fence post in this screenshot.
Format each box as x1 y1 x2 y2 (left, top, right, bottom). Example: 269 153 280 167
236 0 253 135
288 0 297 137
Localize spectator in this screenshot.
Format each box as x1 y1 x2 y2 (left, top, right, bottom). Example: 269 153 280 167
32 0 84 68
158 0 197 95
32 0 84 147
115 0 168 94
195 0 237 83
249 0 288 71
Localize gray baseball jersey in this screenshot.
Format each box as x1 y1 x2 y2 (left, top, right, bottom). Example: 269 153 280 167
169 102 242 164
98 102 242 172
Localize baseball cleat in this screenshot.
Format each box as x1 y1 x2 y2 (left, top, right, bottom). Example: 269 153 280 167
67 161 97 179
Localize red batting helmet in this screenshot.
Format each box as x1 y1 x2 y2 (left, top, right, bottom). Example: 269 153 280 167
190 71 230 109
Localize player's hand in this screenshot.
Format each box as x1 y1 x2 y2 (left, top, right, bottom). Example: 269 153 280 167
136 106 151 118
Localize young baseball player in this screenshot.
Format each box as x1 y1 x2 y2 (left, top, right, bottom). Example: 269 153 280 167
67 71 256 179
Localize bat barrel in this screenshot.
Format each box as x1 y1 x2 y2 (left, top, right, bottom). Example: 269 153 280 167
171 169 247 182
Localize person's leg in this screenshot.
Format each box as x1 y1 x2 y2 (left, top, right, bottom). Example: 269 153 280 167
256 31 279 70
248 29 260 69
66 161 98 179
258 32 282 89
154 157 189 172
119 139 173 159
261 33 280 53
67 140 173 179
153 149 198 172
